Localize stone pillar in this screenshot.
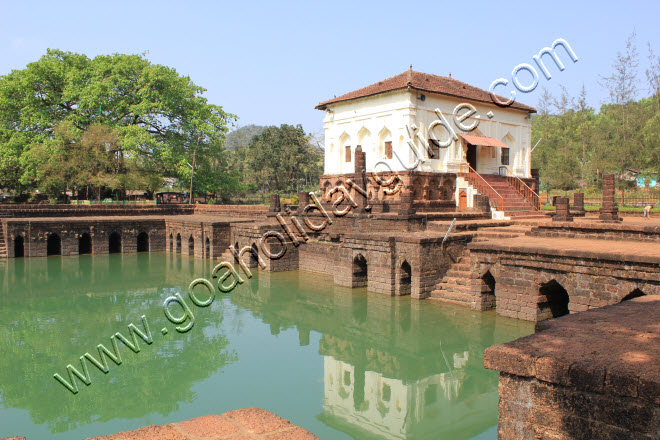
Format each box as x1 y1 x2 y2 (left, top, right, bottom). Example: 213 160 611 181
297 191 310 214
553 197 573 222
269 194 280 213
572 192 585 216
599 174 621 222
353 146 369 213
398 186 416 215
530 169 540 194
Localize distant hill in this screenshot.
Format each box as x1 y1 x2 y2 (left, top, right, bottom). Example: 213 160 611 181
225 125 267 150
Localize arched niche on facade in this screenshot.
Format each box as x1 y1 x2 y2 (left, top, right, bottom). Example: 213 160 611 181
377 127 392 159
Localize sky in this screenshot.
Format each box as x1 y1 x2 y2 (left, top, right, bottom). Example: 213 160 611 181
1 0 659 136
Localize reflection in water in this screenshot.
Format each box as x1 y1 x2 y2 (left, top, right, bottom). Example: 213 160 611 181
230 271 533 440
0 255 532 440
0 254 234 437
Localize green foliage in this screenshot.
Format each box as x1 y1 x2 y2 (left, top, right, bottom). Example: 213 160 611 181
245 124 323 192
532 33 659 191
224 124 266 150
0 49 235 196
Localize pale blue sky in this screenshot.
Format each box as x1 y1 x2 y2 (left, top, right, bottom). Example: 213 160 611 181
1 0 659 135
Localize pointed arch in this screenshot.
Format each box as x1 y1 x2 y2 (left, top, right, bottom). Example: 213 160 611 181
501 132 514 165
250 242 259 267
481 270 496 310
79 232 92 255
339 131 351 146
357 126 372 152
108 232 121 254
378 126 393 159
47 233 61 256
352 253 368 288
539 280 569 319
14 235 24 258
339 131 352 170
501 131 515 145
399 260 412 296
188 235 194 256
137 232 149 252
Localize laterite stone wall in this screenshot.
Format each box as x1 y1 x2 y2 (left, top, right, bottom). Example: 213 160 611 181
485 296 659 440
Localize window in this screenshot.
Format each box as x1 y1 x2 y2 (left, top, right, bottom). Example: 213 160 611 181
384 141 392 159
428 138 440 159
382 384 391 402
425 384 438 406
345 146 351 162
501 148 509 165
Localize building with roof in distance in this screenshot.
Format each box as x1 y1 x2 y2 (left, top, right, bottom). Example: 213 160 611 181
315 68 541 217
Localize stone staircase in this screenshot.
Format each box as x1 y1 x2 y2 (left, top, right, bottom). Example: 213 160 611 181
427 219 510 233
430 224 531 305
430 248 475 305
423 211 492 221
0 222 7 258
480 174 545 218
472 224 533 242
219 248 237 263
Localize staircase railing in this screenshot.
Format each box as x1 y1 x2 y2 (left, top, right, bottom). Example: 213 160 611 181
458 163 504 212
498 166 541 210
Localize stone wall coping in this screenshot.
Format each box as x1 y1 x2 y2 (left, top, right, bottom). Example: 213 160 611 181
484 296 660 403
4 216 254 227
535 221 660 235
345 231 472 244
469 236 660 265
5 216 168 224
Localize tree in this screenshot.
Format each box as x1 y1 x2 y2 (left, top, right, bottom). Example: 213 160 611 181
600 31 640 175
531 35 659 192
0 49 235 195
575 85 595 186
225 124 266 150
646 43 660 114
246 124 322 192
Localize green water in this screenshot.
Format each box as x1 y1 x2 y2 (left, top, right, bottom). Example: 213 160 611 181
0 254 533 440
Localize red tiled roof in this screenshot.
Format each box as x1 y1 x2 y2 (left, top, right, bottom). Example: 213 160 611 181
315 69 536 113
458 133 510 148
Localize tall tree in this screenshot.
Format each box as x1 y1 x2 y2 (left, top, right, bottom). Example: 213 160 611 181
246 124 322 192
600 31 640 174
0 49 235 194
575 85 595 186
646 43 660 114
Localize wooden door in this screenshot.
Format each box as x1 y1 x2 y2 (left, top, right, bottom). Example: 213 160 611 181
459 191 467 210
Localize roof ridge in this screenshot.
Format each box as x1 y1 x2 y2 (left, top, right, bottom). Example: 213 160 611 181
315 69 536 113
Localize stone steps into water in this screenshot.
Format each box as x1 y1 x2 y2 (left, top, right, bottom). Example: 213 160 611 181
430 249 475 305
219 249 237 263
0 223 7 258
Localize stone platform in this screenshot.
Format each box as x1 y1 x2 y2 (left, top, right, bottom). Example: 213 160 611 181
484 295 660 439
